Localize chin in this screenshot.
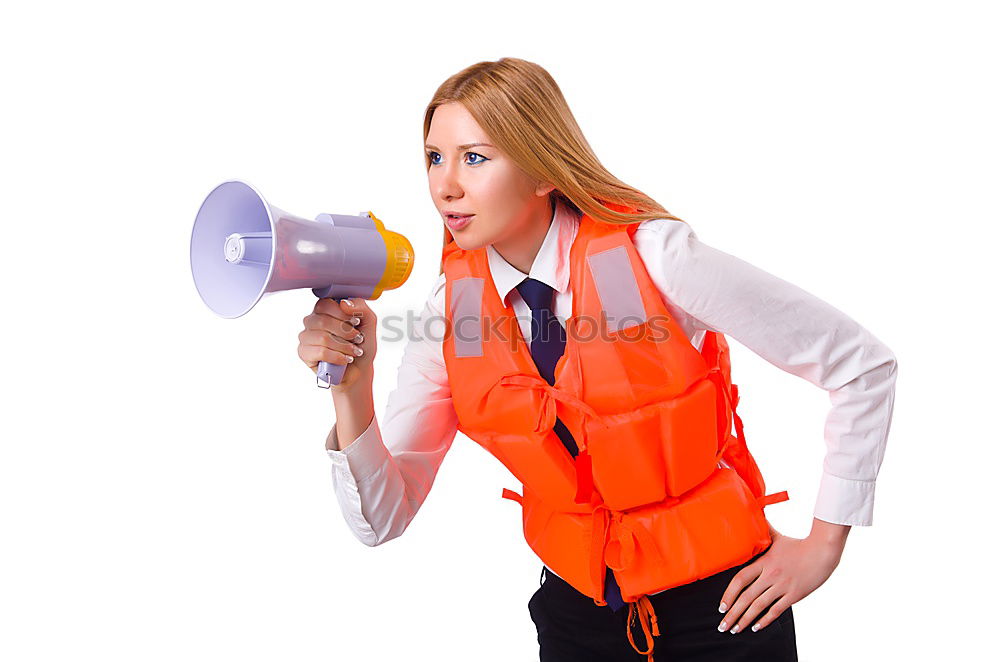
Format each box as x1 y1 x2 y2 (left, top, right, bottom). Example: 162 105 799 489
450 232 489 252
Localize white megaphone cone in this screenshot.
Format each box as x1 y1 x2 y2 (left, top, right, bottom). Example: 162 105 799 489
190 180 414 387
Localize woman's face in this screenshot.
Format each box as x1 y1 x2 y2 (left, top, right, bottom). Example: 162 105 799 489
425 102 554 258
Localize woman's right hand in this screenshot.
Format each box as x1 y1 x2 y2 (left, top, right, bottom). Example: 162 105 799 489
298 297 378 392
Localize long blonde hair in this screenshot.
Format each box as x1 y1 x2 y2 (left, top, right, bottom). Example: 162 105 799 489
424 57 685 275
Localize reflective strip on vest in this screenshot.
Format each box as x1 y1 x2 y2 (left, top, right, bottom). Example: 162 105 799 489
586 245 647 332
450 277 484 358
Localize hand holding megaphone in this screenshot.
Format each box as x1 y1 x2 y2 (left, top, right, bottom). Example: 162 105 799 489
190 180 413 388
297 297 378 392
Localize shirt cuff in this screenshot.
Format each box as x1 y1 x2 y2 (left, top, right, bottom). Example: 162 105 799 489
813 471 876 526
325 414 389 484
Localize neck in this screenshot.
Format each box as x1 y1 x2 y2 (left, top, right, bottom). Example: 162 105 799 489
492 196 555 274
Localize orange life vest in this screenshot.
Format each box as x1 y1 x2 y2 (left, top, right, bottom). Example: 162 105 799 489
440 201 789 660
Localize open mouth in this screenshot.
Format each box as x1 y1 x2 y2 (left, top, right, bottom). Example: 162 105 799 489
445 214 475 229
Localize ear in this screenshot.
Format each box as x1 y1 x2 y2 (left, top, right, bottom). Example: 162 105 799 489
535 181 556 197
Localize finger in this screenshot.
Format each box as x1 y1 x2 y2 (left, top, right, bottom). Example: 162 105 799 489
337 297 370 319
718 573 769 634
750 596 793 633
718 563 763 620
298 330 363 356
338 297 366 315
340 298 372 330
313 297 363 323
301 315 363 341
298 343 356 369
733 584 784 635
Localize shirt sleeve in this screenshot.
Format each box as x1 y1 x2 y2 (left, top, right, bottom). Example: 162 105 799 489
325 273 460 545
633 219 898 527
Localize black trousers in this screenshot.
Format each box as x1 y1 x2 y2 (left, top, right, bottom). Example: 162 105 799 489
527 545 798 661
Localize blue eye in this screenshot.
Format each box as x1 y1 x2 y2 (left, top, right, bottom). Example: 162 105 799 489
426 151 489 166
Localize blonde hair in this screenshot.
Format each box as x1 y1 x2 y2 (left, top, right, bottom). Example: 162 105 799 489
424 57 685 275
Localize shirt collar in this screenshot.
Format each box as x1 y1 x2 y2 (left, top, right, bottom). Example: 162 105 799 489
487 197 580 307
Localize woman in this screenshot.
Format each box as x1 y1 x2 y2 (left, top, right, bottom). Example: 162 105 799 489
298 58 897 661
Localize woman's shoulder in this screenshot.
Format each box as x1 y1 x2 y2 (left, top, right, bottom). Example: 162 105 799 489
633 216 698 240
631 217 702 270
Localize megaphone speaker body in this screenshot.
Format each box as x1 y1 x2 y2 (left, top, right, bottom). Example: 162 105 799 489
191 180 414 387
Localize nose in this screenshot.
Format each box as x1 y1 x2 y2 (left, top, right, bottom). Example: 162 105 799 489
433 158 463 202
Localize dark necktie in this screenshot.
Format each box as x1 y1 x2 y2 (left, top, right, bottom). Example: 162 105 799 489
514 277 626 612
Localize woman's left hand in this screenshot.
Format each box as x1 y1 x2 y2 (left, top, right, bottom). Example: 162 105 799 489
716 519 850 634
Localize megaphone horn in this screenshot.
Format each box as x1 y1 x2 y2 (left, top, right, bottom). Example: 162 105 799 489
190 180 415 388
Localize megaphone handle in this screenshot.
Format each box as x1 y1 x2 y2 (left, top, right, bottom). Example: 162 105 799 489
316 361 347 389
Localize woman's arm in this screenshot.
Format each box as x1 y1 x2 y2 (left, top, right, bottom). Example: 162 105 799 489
634 219 898 527
634 219 897 632
326 274 460 546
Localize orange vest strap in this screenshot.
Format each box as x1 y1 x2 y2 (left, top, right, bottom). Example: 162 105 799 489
710 370 744 464
499 374 608 449
501 488 523 504
733 409 746 447
715 433 734 463
757 491 790 508
726 381 747 447
499 374 605 503
589 506 612 607
626 594 661 659
574 449 595 504
606 514 668 572
719 409 749 467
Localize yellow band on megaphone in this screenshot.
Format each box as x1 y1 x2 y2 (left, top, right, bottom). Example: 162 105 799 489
368 211 415 299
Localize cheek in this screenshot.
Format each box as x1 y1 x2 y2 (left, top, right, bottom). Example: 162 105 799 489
462 177 493 204
472 180 523 223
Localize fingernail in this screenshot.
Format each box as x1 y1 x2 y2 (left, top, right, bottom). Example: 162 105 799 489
730 624 740 634
718 621 727 632
346 356 354 363
351 317 361 326
752 624 761 632
353 346 364 356
719 602 727 613
342 299 355 307
353 333 364 343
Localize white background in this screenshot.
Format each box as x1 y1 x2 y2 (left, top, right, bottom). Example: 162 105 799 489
2 1 996 660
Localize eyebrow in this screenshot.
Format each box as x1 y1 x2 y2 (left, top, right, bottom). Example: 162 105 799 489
424 142 494 151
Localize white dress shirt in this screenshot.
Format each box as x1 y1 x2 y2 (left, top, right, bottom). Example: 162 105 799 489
325 198 898 551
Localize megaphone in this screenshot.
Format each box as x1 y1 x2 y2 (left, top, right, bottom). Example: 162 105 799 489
190 180 415 388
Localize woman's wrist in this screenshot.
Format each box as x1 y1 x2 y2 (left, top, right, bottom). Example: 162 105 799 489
807 517 851 552
329 367 374 398
329 370 375 451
